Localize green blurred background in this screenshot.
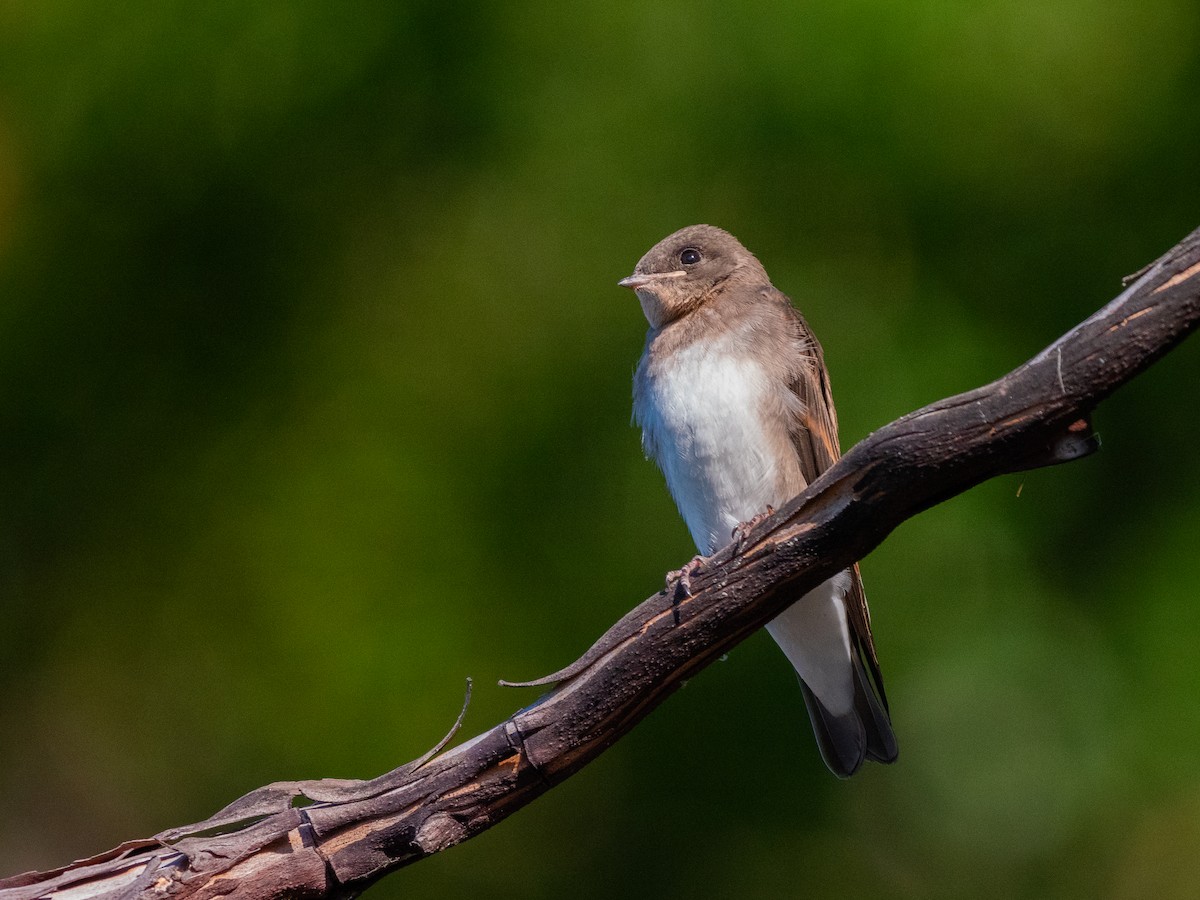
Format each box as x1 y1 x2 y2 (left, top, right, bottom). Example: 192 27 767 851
2 2 1199 897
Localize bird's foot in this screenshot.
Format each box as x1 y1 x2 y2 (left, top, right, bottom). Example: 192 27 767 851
667 555 705 598
731 505 776 555
666 555 705 624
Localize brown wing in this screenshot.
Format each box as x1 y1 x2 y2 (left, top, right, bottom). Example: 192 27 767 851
764 287 888 701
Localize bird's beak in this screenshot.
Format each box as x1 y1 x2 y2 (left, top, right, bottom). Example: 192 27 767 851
617 271 685 290
618 274 652 290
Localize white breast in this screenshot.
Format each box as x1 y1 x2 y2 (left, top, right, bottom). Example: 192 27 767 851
638 339 787 554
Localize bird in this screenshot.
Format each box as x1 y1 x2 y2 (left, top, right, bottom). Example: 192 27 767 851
619 224 897 778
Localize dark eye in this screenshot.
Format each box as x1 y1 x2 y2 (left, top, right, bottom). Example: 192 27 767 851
679 247 702 266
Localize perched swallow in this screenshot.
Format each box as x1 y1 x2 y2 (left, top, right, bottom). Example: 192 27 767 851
620 224 897 777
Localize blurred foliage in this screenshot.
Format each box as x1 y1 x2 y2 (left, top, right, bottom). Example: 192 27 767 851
1 1 1199 897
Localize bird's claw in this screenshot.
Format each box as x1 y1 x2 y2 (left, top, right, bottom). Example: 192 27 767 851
731 505 776 554
667 555 705 601
666 555 704 626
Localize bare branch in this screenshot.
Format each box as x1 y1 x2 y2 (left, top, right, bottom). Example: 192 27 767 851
4 227 1199 900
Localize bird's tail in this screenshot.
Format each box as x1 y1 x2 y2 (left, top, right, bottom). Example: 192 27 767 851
765 572 898 778
797 646 898 778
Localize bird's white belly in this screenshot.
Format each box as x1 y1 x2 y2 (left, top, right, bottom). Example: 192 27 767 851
642 342 784 554
639 335 856 719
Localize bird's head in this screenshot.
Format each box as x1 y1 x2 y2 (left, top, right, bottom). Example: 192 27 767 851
618 224 767 329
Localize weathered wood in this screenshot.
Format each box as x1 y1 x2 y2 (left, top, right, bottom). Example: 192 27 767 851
4 227 1200 900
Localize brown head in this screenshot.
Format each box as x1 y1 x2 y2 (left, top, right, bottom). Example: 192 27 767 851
618 224 769 329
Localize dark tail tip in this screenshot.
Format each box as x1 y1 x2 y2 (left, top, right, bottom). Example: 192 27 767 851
798 655 898 778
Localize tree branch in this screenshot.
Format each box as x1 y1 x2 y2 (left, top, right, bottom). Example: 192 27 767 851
5 227 1200 900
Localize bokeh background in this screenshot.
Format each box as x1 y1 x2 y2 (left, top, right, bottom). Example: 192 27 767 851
2 2 1200 897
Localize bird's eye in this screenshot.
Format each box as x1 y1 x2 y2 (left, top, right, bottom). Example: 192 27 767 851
679 248 702 266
